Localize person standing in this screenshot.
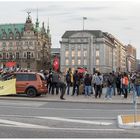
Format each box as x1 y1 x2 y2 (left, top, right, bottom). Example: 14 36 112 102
72 70 80 96
134 72 140 97
105 73 114 99
84 73 92 96
59 72 67 100
122 72 129 98
94 72 103 98
51 71 59 95
66 69 72 95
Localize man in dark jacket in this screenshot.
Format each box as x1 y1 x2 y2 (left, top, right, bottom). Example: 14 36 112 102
72 70 80 96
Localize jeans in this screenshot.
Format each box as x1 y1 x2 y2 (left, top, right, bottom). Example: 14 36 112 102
66 83 71 95
85 85 91 96
135 85 140 96
105 86 113 98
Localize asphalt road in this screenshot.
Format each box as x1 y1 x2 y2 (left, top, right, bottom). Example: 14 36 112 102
0 99 140 138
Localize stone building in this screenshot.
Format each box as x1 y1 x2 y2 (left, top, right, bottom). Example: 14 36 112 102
60 30 116 74
125 44 137 72
0 13 51 71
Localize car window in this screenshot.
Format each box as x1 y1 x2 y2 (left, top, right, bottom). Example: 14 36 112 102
16 74 36 81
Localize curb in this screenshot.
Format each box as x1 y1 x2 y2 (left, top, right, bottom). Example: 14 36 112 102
118 115 140 129
0 96 139 104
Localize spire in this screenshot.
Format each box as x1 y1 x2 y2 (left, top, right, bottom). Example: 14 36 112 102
47 18 50 34
36 8 39 29
26 11 32 23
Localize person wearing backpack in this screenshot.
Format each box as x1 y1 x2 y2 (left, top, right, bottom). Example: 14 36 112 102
94 72 103 98
122 72 129 98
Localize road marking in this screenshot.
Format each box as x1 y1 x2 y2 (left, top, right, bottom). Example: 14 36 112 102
38 116 112 125
0 119 47 129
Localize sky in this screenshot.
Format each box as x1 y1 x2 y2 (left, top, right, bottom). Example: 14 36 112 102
0 0 140 58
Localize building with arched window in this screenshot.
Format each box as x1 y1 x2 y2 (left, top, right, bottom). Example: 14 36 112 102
0 13 51 71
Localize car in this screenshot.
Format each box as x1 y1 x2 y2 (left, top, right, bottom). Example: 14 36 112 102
2 72 48 97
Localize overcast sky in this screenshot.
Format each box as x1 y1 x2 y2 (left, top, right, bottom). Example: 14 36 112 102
0 0 140 58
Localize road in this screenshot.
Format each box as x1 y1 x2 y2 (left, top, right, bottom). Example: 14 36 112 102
0 99 140 138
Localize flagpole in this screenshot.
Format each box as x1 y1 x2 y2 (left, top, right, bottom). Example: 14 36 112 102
83 17 87 30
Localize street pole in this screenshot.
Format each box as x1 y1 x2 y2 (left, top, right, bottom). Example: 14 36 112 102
83 17 87 30
132 83 137 125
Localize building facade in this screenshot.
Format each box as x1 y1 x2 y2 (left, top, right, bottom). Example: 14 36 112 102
60 30 116 74
105 33 126 72
0 13 51 71
125 44 137 72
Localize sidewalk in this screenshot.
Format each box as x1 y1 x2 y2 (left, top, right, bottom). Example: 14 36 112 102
0 92 140 104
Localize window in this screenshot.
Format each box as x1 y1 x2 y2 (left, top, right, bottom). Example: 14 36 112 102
6 53 9 59
96 59 99 65
16 74 36 81
66 59 69 65
84 50 87 57
96 50 99 57
24 52 26 58
3 53 6 59
27 52 31 59
72 50 75 57
65 51 69 57
78 51 81 57
84 59 87 65
16 52 19 59
78 59 81 65
9 42 13 47
2 42 6 47
72 59 75 65
0 53 2 59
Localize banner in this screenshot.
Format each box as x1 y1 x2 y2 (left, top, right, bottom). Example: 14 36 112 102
0 79 16 96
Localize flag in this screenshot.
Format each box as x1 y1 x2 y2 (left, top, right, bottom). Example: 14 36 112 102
53 56 59 72
0 79 16 96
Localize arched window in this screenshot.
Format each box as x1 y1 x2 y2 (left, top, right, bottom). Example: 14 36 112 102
9 32 14 39
2 32 7 39
16 31 20 39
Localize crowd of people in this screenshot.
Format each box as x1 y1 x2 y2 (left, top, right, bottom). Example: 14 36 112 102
44 68 140 100
1 67 140 100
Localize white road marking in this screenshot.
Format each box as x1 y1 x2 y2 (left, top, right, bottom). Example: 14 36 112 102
38 116 112 125
0 119 47 129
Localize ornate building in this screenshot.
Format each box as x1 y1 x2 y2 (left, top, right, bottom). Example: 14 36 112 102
0 12 51 71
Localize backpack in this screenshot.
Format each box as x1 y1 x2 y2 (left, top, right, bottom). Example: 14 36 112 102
66 73 71 83
122 76 129 85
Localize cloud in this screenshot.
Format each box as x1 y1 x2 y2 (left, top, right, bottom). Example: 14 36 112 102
78 6 109 11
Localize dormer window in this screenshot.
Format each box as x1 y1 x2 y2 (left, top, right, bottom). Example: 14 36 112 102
16 31 20 39
9 32 14 39
2 32 7 39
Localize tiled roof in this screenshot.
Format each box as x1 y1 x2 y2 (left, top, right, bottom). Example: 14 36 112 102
0 23 24 38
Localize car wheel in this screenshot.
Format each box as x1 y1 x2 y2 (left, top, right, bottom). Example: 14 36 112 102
26 88 37 97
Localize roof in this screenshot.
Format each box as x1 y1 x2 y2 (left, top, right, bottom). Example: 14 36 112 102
62 30 103 38
0 23 24 38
